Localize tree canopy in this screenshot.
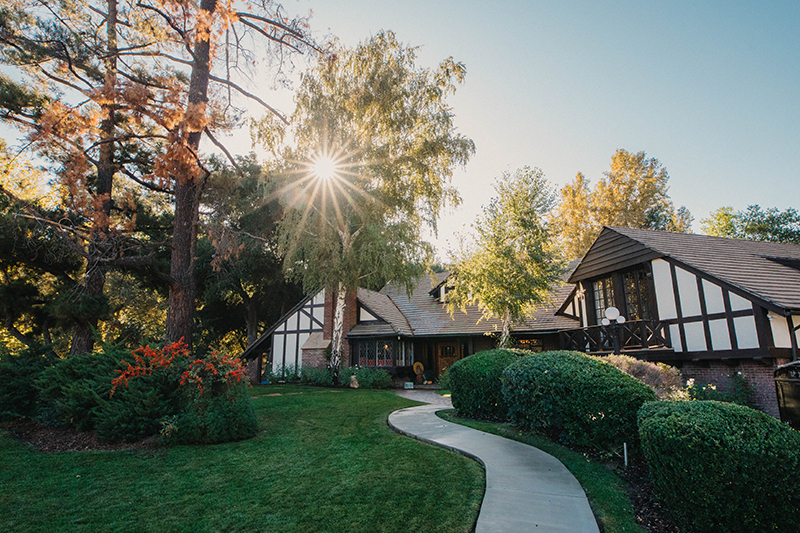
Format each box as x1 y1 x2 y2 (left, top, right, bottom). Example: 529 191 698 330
554 149 692 259
701 205 800 244
258 31 474 371
446 167 565 348
0 0 315 352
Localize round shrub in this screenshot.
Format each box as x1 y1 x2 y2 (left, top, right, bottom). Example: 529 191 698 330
502 350 655 450
446 349 522 420
638 401 800 533
353 367 393 389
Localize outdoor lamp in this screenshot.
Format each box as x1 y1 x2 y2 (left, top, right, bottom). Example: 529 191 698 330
603 307 626 354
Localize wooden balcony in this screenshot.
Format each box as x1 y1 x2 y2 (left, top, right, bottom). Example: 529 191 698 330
559 320 672 356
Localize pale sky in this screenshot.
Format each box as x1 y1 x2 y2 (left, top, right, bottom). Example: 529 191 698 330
3 1 798 261
274 0 799 258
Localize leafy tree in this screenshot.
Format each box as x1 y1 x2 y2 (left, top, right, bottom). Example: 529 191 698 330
260 31 474 376
555 149 692 259
553 172 595 260
446 167 565 348
701 205 800 244
196 155 303 351
0 0 316 352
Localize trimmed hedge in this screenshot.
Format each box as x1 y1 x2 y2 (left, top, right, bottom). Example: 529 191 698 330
638 401 800 533
446 349 522 420
502 350 655 450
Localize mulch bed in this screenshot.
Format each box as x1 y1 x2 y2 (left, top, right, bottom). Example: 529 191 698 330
3 420 158 453
616 459 680 533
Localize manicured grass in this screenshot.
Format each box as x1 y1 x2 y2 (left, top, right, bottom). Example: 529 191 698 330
438 411 646 533
0 386 484 532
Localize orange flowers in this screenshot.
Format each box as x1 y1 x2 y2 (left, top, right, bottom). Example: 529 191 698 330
110 339 248 398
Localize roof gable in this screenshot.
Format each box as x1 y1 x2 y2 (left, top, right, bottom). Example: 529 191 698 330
574 227 800 312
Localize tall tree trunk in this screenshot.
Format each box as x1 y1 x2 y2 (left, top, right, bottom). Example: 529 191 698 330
498 309 512 349
165 0 217 349
330 281 347 381
245 294 258 346
69 0 117 355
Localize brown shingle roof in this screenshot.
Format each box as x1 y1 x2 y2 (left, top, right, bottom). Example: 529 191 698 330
603 227 800 312
352 271 578 338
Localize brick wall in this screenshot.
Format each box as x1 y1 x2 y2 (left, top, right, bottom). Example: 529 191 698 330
245 357 260 385
302 348 328 370
680 360 779 418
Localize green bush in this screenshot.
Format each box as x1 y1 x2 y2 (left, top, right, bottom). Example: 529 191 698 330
162 380 258 445
36 347 124 430
446 349 522 420
95 371 180 442
299 366 333 386
502 350 655 450
638 401 800 533
684 372 756 407
341 366 393 389
0 346 54 420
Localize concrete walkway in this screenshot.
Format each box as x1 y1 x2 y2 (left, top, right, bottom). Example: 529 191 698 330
389 391 600 533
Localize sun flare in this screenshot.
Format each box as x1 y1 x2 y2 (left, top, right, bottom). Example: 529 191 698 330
309 154 340 182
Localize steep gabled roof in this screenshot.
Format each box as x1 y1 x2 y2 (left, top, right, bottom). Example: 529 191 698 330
571 227 800 312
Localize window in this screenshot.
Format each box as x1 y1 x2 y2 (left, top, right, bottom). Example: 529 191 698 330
397 341 414 366
593 276 614 324
357 340 396 367
623 267 653 321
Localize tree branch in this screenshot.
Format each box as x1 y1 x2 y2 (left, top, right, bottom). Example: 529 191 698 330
207 74 289 124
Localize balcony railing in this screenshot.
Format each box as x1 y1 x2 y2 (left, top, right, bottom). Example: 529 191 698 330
559 319 671 354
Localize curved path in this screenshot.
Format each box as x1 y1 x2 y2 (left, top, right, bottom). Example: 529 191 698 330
389 391 600 533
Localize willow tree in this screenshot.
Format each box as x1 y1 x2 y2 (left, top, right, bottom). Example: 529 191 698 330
446 167 565 348
0 0 315 352
263 31 474 376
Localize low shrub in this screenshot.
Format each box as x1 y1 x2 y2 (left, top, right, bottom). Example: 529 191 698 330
0 346 54 420
36 346 125 430
36 341 257 444
120 346 257 445
446 349 522 420
163 380 258 445
638 401 800 533
502 350 655 450
597 354 682 399
268 364 299 383
299 366 333 386
341 366 393 389
684 371 756 407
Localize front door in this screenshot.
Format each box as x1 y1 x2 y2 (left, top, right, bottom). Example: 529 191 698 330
436 341 460 377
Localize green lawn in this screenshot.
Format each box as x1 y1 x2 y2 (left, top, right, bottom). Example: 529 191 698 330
0 385 483 533
438 411 646 533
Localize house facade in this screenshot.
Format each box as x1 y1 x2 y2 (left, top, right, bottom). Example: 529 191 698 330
242 226 800 419
243 272 577 383
558 227 800 417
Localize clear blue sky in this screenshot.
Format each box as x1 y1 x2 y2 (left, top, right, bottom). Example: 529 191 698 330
3 1 797 259
279 0 799 257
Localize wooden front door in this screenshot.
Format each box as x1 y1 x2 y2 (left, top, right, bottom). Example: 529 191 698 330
436 342 460 377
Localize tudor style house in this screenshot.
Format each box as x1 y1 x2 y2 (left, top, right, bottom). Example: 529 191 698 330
558 227 800 417
242 226 800 419
242 272 576 383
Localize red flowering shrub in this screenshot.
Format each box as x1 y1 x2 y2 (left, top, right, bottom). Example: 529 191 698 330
110 340 188 397
102 340 257 444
